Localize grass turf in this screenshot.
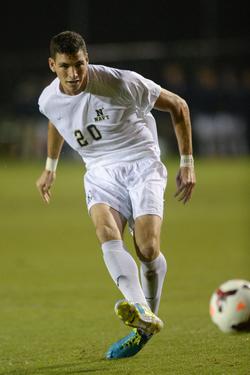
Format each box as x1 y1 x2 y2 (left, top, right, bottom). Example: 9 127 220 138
0 157 249 374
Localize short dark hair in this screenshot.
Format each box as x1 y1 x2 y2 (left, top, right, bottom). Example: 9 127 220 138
49 31 88 58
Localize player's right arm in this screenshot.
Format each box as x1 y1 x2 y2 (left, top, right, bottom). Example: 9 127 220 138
36 121 64 204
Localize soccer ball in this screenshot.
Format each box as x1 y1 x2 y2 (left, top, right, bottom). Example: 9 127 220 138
209 279 250 333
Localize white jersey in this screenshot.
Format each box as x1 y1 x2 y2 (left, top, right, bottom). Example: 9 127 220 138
38 64 161 170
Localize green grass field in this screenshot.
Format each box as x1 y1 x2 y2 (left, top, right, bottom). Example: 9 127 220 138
0 157 249 375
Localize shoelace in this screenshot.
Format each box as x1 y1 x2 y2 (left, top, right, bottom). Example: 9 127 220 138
121 332 142 348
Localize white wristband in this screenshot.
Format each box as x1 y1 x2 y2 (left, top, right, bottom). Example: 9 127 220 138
45 157 58 172
180 155 194 168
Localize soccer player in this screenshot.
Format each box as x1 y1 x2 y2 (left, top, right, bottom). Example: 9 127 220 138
36 31 196 359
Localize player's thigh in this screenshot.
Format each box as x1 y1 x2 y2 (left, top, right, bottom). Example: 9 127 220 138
133 214 162 261
129 159 167 222
84 166 132 224
90 203 127 244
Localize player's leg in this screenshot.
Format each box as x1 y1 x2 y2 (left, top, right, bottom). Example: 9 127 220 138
110 159 167 335
129 159 168 315
106 215 165 360
90 205 161 359
90 203 148 306
84 164 164 359
133 214 167 315
90 202 125 243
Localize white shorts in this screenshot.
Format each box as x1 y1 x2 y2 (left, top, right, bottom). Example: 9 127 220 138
83 158 167 228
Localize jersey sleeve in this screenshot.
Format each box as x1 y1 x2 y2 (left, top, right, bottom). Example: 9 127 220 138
37 78 58 122
38 95 46 116
122 71 161 114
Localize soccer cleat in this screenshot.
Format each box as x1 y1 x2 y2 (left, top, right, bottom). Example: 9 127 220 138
106 328 152 359
114 299 164 335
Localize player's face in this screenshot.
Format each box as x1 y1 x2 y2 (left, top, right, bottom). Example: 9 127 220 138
48 50 89 95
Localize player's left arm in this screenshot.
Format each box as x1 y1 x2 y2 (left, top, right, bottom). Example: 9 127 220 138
154 88 196 204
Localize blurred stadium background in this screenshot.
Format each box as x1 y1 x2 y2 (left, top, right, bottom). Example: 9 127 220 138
0 0 249 160
0 1 249 374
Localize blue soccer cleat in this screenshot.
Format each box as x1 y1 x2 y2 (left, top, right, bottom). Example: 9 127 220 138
106 328 152 359
114 299 164 335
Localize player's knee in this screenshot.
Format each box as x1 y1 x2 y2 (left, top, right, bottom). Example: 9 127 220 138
95 224 121 243
138 238 159 261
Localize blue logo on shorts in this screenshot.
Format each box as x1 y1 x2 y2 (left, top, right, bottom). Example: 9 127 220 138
87 191 93 204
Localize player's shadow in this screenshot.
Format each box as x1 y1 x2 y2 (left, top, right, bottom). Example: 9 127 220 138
0 361 110 375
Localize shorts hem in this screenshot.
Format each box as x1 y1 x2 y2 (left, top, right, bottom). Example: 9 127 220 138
133 211 163 221
87 200 130 221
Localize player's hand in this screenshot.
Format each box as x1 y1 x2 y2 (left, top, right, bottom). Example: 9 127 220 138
175 166 196 204
36 170 56 204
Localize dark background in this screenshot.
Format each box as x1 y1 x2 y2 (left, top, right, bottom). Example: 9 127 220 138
2 1 249 48
1 0 250 158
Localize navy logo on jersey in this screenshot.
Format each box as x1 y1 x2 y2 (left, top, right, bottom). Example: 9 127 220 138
94 108 109 122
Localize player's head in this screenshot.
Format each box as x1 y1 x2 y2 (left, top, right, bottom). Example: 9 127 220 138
48 31 89 96
49 31 88 58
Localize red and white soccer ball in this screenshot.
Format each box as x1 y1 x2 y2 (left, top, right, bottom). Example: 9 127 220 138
209 279 250 333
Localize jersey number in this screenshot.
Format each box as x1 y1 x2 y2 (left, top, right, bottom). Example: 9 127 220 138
74 125 102 147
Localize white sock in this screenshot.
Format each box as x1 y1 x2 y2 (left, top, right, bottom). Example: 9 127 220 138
140 252 167 314
101 240 148 306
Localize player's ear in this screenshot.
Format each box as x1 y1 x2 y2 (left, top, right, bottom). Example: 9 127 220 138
48 57 56 73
